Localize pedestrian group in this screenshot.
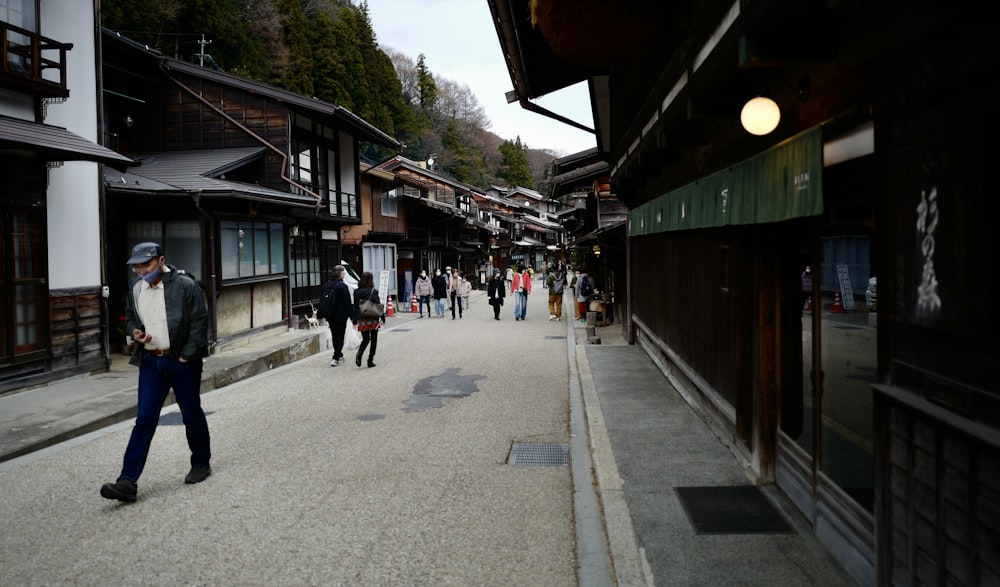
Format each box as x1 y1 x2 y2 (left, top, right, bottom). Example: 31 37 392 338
102 247 585 503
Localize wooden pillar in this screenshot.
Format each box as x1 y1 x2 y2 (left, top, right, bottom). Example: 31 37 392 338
753 225 780 479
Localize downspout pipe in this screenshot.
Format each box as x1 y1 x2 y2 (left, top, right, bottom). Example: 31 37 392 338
161 64 325 213
190 190 219 350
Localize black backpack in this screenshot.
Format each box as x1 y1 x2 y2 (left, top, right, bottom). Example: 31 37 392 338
317 286 336 320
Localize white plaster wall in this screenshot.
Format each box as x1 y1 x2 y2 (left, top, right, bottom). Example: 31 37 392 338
40 1 102 289
216 282 285 339
0 88 33 118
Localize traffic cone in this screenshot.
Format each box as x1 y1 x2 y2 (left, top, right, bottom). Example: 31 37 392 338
411 296 418 313
386 295 395 318
832 292 842 313
805 297 812 311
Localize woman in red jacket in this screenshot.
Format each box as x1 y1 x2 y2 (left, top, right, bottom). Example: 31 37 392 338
510 264 532 320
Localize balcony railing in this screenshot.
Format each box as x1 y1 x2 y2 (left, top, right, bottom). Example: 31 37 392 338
1 21 71 98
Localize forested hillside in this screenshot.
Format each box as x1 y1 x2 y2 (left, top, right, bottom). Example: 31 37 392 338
101 0 555 190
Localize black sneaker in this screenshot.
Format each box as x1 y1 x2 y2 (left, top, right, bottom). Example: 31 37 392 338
185 465 212 484
100 479 137 502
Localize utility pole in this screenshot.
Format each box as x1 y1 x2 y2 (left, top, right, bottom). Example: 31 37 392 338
195 34 212 67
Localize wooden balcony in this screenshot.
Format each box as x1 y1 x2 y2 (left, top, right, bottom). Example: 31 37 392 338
1 22 71 99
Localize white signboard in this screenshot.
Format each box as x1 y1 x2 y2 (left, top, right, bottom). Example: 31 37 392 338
379 270 390 301
836 264 856 311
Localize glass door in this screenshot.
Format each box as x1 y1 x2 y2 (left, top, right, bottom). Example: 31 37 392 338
785 154 878 513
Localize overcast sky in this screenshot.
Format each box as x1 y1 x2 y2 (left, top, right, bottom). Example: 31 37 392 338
366 0 596 156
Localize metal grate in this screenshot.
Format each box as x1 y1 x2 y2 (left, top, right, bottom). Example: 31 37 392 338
509 442 569 466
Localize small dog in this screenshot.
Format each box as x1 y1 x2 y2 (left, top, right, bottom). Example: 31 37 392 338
305 301 321 329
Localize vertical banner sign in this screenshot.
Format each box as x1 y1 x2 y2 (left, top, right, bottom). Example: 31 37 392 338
379 270 390 301
836 264 856 311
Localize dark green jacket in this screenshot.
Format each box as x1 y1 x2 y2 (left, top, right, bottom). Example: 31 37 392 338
126 265 208 366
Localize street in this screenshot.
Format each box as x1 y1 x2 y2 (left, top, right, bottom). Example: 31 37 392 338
0 291 576 585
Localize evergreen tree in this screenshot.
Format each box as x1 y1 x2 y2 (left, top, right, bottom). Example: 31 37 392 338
415 54 437 120
102 0 563 182
498 137 534 189
276 0 314 95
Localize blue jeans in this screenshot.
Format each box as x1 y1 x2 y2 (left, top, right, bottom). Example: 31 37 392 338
434 297 445 317
419 295 431 316
514 291 527 319
119 354 211 482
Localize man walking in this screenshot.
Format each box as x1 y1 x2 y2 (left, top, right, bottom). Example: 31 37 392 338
100 242 211 502
320 265 355 366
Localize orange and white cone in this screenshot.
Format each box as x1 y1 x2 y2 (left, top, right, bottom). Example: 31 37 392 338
386 296 395 318
832 292 842 313
411 297 418 313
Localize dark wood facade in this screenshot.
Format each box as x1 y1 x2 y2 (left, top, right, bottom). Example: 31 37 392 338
101 30 398 347
489 0 999 584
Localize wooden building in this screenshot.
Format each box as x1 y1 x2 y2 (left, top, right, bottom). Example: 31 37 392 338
377 156 501 297
489 1 998 584
1 6 133 392
101 30 398 349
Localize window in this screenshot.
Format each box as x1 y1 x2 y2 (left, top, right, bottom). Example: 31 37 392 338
127 220 203 282
220 221 285 280
291 137 326 197
290 229 322 303
2 0 37 74
457 194 471 214
2 208 46 357
363 243 397 300
381 187 398 217
290 120 362 221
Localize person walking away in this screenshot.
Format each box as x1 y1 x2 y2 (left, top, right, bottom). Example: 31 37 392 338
319 265 354 366
576 271 594 321
414 269 433 318
100 242 211 503
353 271 384 368
431 268 448 318
546 265 566 321
449 268 465 319
487 270 506 320
510 264 532 320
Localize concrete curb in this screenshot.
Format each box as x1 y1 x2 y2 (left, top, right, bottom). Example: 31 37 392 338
0 331 321 464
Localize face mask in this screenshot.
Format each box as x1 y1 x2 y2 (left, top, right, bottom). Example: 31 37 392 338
141 267 162 284
420 272 426 277
435 271 441 276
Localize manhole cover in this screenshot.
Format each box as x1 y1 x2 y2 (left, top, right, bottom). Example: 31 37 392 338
508 442 568 466
357 414 385 421
544 336 566 340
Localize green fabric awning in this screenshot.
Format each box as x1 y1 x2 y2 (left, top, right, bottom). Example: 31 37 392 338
629 126 823 235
